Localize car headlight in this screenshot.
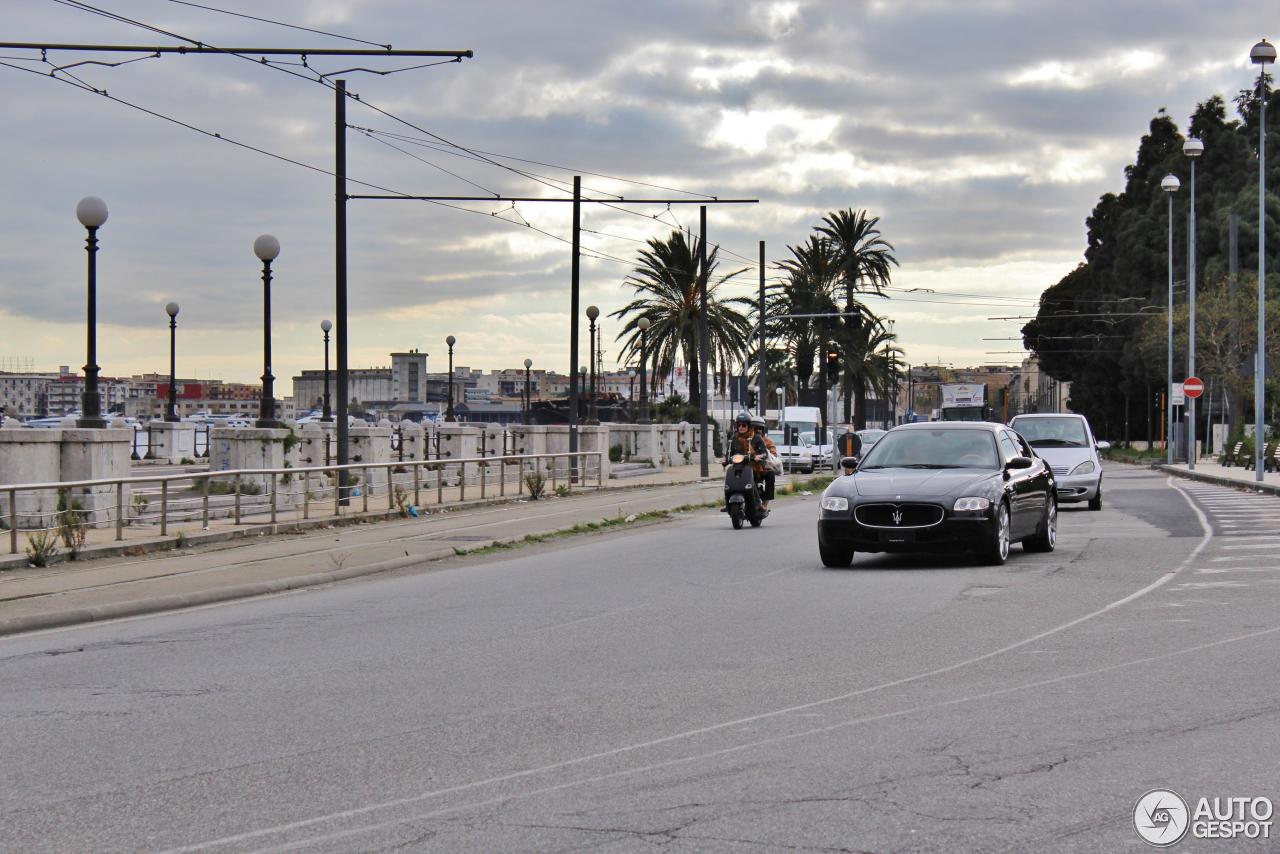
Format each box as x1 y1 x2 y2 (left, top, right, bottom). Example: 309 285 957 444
821 496 849 511
953 497 991 512
1070 460 1096 475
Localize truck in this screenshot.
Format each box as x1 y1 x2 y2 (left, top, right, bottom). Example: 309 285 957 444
939 383 991 422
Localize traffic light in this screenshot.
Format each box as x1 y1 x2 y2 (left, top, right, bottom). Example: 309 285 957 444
825 349 840 383
747 387 758 409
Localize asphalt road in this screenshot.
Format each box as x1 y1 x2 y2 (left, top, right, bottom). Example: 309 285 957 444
2 467 1278 853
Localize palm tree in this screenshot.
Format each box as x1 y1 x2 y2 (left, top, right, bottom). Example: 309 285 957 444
611 230 752 408
767 236 841 391
844 318 902 429
817 209 898 420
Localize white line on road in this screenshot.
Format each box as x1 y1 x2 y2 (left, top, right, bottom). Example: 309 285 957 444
241 622 1280 854
163 475 1215 854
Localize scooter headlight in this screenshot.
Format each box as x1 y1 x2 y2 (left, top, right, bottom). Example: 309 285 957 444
731 454 747 464
821 496 849 512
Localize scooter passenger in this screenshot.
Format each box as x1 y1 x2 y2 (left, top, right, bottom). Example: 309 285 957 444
751 415 777 512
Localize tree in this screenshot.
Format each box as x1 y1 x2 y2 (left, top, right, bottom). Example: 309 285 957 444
816 209 898 420
610 230 751 408
768 236 841 391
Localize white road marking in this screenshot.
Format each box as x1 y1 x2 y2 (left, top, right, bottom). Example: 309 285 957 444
163 474 1216 854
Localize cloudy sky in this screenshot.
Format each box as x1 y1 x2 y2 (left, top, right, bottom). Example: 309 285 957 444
0 1 1271 388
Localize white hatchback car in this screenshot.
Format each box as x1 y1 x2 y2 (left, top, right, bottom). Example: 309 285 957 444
1009 413 1109 510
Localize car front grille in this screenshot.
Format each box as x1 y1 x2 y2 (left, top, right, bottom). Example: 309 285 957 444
854 503 945 528
1051 465 1071 477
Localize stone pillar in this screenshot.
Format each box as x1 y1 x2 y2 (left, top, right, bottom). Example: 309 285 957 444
349 424 393 498
633 423 662 466
397 420 425 462
209 427 288 495
433 424 478 488
60 426 132 528
543 425 571 479
147 421 197 464
577 424 611 481
0 425 63 529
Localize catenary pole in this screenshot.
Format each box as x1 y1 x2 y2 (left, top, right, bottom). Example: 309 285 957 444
699 205 710 477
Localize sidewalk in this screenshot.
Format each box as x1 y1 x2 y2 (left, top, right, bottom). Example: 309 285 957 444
0 467 827 637
0 463 704 571
1154 459 1280 495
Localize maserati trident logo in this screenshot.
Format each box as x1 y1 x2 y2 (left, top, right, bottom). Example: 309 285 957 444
891 507 904 525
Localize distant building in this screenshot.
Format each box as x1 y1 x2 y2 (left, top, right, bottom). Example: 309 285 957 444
391 350 429 404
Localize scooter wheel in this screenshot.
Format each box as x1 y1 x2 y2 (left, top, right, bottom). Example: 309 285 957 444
731 513 744 530
749 517 762 527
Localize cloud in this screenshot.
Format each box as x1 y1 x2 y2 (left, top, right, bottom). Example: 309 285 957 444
0 0 1268 385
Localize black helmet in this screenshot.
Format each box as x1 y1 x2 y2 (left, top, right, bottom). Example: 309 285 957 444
750 415 766 430
735 411 752 426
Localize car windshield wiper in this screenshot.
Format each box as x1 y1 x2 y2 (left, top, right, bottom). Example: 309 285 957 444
1029 438 1083 446
899 463 966 469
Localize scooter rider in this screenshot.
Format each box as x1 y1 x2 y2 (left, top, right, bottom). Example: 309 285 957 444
751 415 777 512
725 411 767 474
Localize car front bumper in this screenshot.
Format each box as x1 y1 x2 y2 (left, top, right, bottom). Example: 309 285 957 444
817 510 996 554
1054 473 1099 502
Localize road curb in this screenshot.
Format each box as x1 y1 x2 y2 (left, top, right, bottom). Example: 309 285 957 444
0 551 442 638
1153 464 1280 496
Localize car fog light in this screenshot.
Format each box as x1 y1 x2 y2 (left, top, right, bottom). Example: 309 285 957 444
1070 460 1096 475
953 497 991 512
821 496 849 512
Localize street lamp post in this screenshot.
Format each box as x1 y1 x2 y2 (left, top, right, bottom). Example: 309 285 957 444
627 368 636 416
586 305 599 425
1252 38 1275 480
445 335 456 422
165 302 180 422
320 319 333 422
76 197 108 429
1161 173 1180 465
253 234 283 429
1185 136 1204 469
778 385 786 444
637 316 651 424
523 358 533 425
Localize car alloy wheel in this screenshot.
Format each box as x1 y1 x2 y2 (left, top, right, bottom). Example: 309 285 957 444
1047 499 1057 547
982 503 1011 565
997 504 1010 560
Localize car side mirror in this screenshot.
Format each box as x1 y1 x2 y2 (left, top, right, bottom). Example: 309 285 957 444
1006 456 1034 470
1096 441 1111 450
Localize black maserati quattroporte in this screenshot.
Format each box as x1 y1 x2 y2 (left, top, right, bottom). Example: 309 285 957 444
816 422 1057 567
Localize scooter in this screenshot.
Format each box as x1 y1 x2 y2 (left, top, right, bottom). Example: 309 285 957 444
723 453 767 529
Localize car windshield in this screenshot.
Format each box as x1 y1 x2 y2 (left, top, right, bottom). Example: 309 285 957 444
1014 417 1089 447
770 430 810 447
860 429 999 470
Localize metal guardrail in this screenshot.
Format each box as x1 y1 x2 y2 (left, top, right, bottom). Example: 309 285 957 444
1 451 604 555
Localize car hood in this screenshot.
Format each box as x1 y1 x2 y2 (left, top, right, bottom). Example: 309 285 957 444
847 468 1000 498
1029 446 1093 466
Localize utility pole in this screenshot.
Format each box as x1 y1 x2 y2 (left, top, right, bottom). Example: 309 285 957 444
698 205 710 477
569 176 581 479
758 240 767 417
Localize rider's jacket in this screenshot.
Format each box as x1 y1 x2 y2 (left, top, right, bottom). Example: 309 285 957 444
727 430 767 475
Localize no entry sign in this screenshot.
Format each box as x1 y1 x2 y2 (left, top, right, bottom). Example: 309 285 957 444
1183 376 1204 399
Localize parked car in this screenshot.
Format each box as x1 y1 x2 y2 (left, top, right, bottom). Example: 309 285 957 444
768 429 816 474
1008 413 1108 511
855 428 886 453
816 422 1057 567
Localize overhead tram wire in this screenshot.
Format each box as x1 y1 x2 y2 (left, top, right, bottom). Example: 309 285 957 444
161 0 393 49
